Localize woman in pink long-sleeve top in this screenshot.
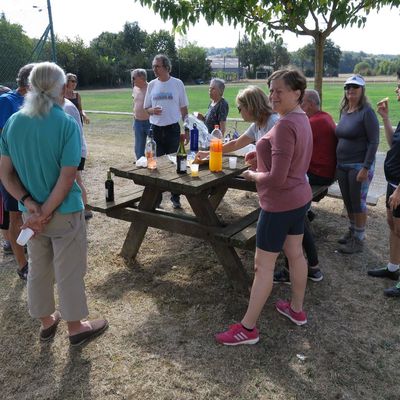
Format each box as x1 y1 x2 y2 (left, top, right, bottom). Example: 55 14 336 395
215 68 313 345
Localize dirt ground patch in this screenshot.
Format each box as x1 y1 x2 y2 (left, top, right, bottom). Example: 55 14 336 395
0 116 399 400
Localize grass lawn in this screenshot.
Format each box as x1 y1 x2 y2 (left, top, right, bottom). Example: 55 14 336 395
81 79 399 152
1 115 399 399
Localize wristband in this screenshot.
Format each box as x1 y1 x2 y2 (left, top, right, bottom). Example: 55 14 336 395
20 193 31 206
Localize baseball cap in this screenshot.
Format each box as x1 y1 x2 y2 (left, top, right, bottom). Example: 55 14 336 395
344 75 365 87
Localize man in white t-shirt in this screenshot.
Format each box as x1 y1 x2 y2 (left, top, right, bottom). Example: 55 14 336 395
144 54 189 209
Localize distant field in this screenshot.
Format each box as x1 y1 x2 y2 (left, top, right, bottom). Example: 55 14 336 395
81 80 400 152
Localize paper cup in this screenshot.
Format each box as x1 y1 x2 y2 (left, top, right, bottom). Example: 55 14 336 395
229 157 237 169
17 228 34 246
191 163 199 177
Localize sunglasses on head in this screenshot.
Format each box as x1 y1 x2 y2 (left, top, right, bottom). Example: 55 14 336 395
344 84 361 90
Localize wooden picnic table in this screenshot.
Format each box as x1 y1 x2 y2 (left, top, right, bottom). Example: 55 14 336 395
102 155 254 291
89 155 330 292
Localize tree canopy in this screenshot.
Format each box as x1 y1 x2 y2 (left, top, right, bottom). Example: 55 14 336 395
137 0 400 95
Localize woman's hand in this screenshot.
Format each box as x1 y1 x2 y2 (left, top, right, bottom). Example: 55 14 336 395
245 151 257 171
389 187 400 211
356 167 369 182
242 169 256 182
196 150 209 160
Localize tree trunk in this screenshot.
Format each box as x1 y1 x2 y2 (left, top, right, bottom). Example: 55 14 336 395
314 32 325 104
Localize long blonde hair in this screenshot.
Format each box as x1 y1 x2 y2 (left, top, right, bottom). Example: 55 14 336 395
22 62 66 118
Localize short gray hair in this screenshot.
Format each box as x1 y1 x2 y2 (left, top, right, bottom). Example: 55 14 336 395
153 54 171 72
16 63 36 88
210 78 225 96
132 68 147 80
22 62 66 118
304 89 320 107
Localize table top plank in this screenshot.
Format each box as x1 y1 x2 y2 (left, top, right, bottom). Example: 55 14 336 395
111 155 249 195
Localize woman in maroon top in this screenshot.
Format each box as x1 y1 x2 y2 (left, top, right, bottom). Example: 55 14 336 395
215 68 313 346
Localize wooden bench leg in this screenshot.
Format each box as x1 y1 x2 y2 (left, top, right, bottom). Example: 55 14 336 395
120 186 160 263
211 243 251 292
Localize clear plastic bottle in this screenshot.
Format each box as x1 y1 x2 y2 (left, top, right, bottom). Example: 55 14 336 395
145 129 157 170
209 125 223 172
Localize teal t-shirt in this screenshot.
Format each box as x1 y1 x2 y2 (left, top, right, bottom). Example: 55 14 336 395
0 104 83 214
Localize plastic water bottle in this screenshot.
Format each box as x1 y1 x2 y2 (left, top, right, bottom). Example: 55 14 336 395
190 123 199 153
209 125 223 172
145 128 157 170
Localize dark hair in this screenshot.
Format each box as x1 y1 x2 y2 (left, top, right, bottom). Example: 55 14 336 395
16 63 36 88
267 67 307 103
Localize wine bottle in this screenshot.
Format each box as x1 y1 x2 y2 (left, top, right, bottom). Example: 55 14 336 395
105 170 114 202
176 133 187 174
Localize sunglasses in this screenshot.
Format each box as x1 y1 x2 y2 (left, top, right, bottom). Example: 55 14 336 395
344 84 361 90
237 106 242 113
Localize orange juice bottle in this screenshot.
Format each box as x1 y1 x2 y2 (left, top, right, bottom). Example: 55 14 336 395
209 125 223 172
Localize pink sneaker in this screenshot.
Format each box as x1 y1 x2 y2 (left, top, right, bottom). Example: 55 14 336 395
215 323 259 346
276 300 307 326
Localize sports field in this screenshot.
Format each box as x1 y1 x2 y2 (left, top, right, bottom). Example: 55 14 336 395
81 79 399 152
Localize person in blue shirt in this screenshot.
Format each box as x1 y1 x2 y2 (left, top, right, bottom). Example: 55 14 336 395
0 63 34 279
0 62 108 346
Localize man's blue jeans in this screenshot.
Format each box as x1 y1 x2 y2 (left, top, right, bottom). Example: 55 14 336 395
133 119 150 159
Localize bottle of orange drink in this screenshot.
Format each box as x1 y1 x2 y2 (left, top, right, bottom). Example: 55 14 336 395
209 125 223 172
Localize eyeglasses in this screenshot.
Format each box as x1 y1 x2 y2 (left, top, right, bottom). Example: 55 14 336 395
237 106 242 113
344 84 361 90
152 65 163 69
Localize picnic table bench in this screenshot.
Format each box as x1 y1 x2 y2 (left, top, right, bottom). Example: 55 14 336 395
88 156 330 291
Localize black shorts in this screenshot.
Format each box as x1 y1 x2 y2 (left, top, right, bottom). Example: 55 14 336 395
386 183 400 218
78 157 86 171
256 202 310 252
0 182 19 212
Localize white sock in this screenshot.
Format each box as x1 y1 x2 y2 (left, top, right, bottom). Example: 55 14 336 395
387 262 399 272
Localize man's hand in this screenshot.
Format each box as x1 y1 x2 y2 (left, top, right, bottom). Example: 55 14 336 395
377 98 389 120
21 210 52 234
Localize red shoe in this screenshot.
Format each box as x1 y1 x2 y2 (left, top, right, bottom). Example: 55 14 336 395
215 323 259 346
276 300 307 326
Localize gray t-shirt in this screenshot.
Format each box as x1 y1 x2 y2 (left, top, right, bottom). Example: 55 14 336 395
244 113 279 142
335 105 379 169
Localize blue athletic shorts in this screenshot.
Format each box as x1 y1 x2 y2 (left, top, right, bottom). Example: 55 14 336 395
0 182 18 212
256 202 310 253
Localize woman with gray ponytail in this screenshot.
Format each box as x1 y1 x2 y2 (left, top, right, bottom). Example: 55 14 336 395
0 62 108 347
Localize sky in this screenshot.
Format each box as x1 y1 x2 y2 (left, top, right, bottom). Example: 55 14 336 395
1 0 400 55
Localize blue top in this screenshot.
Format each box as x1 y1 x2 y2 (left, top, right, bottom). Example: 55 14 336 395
0 90 24 129
0 104 83 214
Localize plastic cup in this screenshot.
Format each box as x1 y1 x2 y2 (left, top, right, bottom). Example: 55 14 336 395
155 105 163 114
229 156 237 169
191 163 199 177
17 227 34 246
